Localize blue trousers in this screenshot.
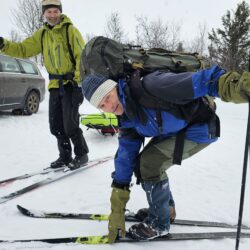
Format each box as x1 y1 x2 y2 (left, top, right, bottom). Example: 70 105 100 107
142 179 174 231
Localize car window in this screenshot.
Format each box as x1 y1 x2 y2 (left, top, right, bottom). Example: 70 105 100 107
0 55 21 73
18 60 39 75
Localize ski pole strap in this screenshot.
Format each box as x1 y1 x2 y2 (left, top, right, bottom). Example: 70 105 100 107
49 72 74 96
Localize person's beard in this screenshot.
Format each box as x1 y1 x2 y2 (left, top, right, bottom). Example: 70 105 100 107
45 16 61 26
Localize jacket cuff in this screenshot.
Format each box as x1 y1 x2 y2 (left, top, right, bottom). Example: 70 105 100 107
111 180 130 190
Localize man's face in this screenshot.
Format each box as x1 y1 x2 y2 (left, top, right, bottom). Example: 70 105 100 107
43 7 61 26
98 88 124 116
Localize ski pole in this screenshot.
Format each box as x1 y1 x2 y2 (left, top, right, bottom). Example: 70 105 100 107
235 51 250 250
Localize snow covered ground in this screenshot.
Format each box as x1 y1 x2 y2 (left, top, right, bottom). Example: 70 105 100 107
0 70 250 250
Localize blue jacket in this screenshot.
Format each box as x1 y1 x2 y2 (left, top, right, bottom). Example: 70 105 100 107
113 65 225 185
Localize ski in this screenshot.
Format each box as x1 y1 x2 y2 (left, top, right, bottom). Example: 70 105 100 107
0 166 66 187
0 156 113 204
1 231 250 244
16 205 250 230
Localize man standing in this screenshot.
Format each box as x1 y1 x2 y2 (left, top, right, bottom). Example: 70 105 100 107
0 0 89 170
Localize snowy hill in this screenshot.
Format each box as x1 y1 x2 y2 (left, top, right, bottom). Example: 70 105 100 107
0 72 250 249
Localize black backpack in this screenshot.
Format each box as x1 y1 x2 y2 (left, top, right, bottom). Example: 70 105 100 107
80 36 211 81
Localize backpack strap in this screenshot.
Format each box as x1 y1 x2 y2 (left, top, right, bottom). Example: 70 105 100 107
156 110 163 133
65 23 76 68
173 127 188 165
41 28 46 56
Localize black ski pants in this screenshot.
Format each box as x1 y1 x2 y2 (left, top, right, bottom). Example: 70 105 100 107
49 84 89 160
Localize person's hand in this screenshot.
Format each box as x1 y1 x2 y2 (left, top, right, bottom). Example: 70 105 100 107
239 71 250 96
218 71 250 103
108 187 130 243
72 85 84 106
0 37 4 49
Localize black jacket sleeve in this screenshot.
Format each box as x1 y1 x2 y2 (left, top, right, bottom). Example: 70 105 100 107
142 70 195 104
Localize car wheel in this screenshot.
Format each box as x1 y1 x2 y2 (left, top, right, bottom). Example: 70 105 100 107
25 91 40 114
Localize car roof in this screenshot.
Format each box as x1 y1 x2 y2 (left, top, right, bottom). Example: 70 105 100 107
0 53 34 64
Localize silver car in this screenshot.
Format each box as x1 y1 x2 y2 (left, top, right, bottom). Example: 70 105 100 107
0 54 45 115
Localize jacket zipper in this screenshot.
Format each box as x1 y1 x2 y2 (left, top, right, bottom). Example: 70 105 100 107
48 48 55 68
57 45 61 68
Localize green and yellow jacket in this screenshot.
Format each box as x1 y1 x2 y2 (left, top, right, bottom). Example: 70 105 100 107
1 14 85 89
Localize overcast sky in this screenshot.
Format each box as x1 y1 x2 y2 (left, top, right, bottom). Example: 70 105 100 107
0 0 244 42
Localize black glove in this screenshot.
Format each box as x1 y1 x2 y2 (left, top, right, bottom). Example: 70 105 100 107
0 37 4 49
72 85 84 107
